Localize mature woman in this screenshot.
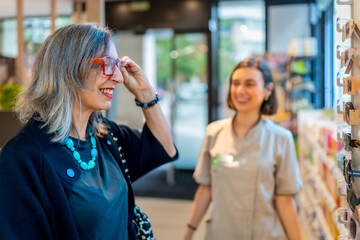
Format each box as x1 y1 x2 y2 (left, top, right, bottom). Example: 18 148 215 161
184 58 302 240
0 23 178 240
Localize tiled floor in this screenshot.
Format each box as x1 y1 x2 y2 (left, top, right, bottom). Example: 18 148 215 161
136 197 208 240
136 197 308 240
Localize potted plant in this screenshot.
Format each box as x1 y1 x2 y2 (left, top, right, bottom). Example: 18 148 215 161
0 83 23 147
0 83 23 110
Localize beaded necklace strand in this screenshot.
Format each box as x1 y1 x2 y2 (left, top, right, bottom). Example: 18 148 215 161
64 128 98 170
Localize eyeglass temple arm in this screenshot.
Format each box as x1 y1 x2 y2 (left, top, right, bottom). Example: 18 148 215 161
345 59 360 74
355 23 360 38
90 58 104 63
337 0 353 5
349 169 360 175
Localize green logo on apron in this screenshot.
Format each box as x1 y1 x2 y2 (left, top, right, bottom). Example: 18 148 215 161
211 155 220 166
211 154 234 166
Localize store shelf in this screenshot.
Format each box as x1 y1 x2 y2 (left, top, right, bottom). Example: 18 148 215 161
301 131 343 182
303 161 335 210
302 184 334 240
302 160 348 236
297 115 348 238
299 191 317 240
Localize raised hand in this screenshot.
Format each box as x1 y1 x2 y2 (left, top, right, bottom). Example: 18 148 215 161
120 56 155 102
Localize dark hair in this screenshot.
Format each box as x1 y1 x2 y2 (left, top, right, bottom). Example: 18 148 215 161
227 58 278 115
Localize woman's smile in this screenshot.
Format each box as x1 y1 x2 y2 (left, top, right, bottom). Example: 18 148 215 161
100 87 115 99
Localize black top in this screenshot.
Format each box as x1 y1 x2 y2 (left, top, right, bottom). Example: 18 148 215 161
68 136 128 239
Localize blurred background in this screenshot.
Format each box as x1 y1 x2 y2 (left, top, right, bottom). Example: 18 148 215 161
0 0 349 239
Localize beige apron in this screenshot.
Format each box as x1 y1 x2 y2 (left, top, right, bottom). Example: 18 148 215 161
205 122 260 240
195 119 301 240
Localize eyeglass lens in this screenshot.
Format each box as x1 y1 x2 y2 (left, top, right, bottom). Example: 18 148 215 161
348 80 352 93
104 57 115 75
346 22 351 38
344 134 351 151
348 184 360 212
103 57 121 75
345 51 350 65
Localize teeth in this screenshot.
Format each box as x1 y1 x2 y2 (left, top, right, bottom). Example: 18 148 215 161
237 98 248 102
100 89 113 95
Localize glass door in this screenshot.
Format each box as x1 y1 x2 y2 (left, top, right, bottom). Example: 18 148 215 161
172 33 208 169
110 30 208 170
155 32 208 169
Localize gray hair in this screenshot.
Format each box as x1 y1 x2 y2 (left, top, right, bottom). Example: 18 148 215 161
16 23 112 143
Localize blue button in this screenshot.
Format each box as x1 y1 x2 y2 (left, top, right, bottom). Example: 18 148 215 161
66 169 75 178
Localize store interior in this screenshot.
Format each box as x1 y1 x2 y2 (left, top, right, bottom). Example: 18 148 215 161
0 0 356 239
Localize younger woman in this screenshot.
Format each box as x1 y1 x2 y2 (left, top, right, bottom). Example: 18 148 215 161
184 58 302 240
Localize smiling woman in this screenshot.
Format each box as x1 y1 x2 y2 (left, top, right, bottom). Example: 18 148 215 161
78 44 124 115
185 58 302 240
0 23 178 240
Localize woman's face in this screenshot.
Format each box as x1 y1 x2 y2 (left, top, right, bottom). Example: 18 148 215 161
230 67 270 114
79 40 123 113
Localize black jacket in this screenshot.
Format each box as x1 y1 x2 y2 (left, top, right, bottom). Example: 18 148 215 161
0 118 178 240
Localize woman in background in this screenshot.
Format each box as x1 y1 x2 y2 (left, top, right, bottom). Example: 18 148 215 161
0 23 178 240
184 58 302 240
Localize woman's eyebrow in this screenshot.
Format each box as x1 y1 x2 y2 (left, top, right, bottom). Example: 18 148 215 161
232 78 258 82
244 78 257 82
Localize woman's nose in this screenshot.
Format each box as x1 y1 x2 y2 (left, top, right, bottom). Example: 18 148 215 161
111 66 123 84
236 85 246 93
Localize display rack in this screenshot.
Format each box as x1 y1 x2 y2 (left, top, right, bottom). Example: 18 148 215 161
337 0 360 239
285 56 316 113
300 0 360 239
284 49 317 134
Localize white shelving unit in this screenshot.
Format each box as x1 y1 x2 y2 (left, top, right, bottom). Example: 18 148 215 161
333 0 360 239
298 109 348 239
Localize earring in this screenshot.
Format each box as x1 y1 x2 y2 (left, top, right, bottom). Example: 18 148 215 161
264 95 269 101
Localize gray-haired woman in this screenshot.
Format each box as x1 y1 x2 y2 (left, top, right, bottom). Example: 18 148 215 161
0 23 178 240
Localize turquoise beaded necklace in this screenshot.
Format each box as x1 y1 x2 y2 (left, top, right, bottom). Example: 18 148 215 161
64 127 98 170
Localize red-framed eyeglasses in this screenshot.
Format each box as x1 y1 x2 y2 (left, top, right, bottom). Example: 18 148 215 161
89 56 121 76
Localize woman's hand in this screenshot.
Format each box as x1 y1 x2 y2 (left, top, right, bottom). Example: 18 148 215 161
120 56 155 102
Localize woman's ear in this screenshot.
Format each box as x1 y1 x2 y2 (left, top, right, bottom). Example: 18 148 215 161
265 82 274 96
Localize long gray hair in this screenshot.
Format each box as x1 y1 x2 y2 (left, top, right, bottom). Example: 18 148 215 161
16 23 112 143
